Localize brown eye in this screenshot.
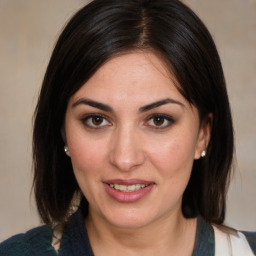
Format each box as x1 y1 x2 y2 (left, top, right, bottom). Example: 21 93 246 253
82 114 111 128
92 116 104 126
146 114 174 129
153 117 165 126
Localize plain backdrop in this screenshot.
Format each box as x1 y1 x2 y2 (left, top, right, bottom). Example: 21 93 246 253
0 0 256 241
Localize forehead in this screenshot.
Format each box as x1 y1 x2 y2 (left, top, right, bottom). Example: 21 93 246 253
97 51 172 81
71 51 186 105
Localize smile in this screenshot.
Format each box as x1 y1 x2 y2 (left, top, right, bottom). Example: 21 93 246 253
103 179 155 203
109 184 147 192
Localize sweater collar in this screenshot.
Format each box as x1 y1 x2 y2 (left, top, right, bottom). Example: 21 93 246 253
193 216 215 256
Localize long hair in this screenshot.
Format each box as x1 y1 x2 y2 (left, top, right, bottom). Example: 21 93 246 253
33 0 234 225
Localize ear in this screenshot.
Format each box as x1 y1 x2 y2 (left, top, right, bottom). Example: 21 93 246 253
194 113 212 159
61 126 67 144
61 127 71 157
64 145 71 157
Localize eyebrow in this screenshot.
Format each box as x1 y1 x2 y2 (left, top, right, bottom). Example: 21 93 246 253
72 98 184 112
72 98 113 112
139 98 184 112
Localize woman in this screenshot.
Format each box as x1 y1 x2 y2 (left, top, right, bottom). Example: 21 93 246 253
0 0 255 255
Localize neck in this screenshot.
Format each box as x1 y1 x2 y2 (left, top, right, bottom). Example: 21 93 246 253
85 208 197 256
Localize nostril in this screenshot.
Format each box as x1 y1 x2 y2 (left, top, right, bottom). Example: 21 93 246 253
109 151 146 171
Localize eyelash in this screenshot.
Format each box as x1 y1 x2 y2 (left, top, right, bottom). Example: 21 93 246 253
81 114 111 129
145 114 175 129
81 113 175 129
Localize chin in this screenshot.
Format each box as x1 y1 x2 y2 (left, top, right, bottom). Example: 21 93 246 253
101 208 159 230
108 217 151 230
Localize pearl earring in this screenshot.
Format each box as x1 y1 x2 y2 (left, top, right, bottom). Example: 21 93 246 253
64 146 69 153
201 150 206 158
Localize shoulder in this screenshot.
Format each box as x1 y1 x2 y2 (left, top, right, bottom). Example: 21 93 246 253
0 225 57 256
241 231 256 255
213 225 256 255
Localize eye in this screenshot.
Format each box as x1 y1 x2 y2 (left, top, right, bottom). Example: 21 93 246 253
82 114 111 128
146 114 174 129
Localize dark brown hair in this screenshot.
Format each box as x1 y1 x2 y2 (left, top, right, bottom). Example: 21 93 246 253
33 0 234 226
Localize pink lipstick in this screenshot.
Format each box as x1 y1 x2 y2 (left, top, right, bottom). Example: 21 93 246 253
103 179 155 203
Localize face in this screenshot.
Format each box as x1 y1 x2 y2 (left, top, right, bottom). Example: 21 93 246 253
64 51 210 229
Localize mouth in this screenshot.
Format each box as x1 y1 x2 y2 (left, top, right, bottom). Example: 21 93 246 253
108 183 149 192
103 179 155 203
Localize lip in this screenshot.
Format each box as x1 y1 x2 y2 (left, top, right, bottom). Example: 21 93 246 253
103 179 155 203
104 179 154 186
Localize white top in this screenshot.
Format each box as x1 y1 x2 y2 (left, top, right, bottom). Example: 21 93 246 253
213 225 255 256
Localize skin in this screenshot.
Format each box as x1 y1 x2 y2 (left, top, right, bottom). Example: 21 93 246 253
64 51 211 255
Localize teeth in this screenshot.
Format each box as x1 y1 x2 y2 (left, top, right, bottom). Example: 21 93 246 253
109 184 147 192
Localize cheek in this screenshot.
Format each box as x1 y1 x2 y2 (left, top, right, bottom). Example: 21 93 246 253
67 137 107 202
146 133 197 176
67 134 107 177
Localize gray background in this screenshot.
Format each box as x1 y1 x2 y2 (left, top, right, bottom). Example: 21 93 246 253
0 0 255 241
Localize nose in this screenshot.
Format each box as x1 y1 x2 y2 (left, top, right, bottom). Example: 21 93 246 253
109 125 146 172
